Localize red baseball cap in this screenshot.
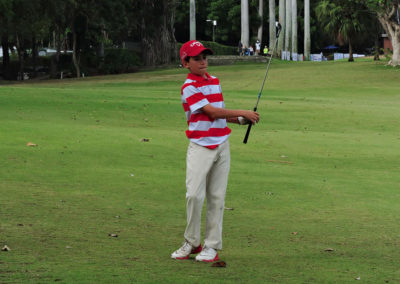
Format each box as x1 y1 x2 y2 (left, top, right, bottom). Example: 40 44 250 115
180 40 213 63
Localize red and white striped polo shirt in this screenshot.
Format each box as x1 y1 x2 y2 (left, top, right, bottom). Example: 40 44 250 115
181 72 231 149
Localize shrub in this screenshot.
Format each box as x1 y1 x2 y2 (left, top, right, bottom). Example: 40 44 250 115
202 41 237 55
99 49 142 74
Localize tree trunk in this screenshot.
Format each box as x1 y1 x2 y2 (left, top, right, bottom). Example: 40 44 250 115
391 29 400 66
257 0 263 44
348 39 354 62
190 0 196 40
141 0 177 66
1 34 10 80
377 13 400 66
72 29 81 77
291 0 297 55
32 36 38 78
278 0 285 57
241 0 249 48
99 41 105 58
304 0 310 60
50 29 62 79
15 34 25 80
161 0 178 64
99 26 106 58
269 0 276 53
284 0 291 55
374 34 380 61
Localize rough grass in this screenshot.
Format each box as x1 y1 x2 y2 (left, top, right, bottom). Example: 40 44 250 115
1 59 400 283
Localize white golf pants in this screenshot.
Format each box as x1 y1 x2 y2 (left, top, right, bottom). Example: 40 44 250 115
184 140 230 250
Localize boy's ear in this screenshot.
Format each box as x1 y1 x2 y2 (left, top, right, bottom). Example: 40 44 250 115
182 60 190 69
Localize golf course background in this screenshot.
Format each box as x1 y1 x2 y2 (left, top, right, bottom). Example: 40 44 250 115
1 60 399 283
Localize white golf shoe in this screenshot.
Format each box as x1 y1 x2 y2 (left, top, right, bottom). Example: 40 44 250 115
171 241 202 260
195 247 219 262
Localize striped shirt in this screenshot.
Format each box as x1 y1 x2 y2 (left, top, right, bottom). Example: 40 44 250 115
181 72 231 149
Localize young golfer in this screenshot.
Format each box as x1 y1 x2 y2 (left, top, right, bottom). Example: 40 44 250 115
171 40 259 262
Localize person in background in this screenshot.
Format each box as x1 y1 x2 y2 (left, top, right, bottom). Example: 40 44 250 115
263 46 269 56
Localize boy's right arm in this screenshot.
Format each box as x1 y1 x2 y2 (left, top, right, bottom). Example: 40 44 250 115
201 104 259 125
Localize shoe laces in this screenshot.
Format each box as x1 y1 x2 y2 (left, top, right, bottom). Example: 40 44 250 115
179 241 192 253
201 247 216 256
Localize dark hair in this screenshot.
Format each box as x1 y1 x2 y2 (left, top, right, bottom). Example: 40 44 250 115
184 51 209 63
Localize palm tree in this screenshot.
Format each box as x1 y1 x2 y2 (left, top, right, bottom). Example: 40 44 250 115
284 0 292 56
269 0 276 53
278 0 286 57
304 0 311 60
190 0 196 40
241 0 249 48
291 0 297 56
316 0 364 62
257 0 263 45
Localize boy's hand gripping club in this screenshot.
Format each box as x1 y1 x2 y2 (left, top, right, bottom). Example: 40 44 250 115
243 22 282 144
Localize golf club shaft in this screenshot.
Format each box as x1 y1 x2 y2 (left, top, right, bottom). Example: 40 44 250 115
243 23 281 144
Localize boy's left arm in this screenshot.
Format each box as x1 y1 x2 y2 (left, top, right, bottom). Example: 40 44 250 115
227 117 240 124
227 117 250 125
201 104 259 124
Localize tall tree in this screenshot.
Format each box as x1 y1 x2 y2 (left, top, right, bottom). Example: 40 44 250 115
241 0 249 47
269 0 276 52
11 0 49 79
277 0 286 57
284 0 292 54
141 0 178 66
206 0 241 44
291 0 297 56
257 0 264 44
367 0 400 66
45 0 70 78
68 0 89 78
316 0 365 62
304 0 310 60
0 0 13 79
190 0 196 40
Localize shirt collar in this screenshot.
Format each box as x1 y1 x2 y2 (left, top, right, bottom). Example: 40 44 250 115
187 72 211 82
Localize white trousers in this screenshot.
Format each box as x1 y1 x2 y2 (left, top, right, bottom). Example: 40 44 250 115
184 140 230 250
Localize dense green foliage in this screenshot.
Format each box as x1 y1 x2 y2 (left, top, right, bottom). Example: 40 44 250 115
177 41 238 56
98 49 142 74
78 49 142 76
0 0 174 79
1 0 399 79
316 0 367 61
203 41 238 55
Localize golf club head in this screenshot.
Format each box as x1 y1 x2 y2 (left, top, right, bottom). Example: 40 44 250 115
275 22 282 38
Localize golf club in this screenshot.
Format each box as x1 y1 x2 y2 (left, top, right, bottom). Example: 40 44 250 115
243 22 282 144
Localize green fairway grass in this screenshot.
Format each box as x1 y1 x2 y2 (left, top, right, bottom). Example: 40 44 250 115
1 60 400 283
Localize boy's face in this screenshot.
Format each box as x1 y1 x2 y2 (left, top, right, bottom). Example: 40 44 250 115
183 53 208 78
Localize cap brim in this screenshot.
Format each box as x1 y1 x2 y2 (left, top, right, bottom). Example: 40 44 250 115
202 48 213 55
188 47 213 57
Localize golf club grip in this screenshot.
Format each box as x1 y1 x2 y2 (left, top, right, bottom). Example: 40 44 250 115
243 123 252 144
243 106 257 144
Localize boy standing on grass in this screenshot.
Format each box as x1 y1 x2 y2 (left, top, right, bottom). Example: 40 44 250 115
171 40 259 262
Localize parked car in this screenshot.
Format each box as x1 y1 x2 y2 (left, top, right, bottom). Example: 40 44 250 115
38 48 57 56
38 48 73 56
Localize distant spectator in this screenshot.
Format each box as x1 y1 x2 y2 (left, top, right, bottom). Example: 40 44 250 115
255 40 261 55
244 46 250 56
249 46 254 56
263 46 269 55
238 41 243 56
